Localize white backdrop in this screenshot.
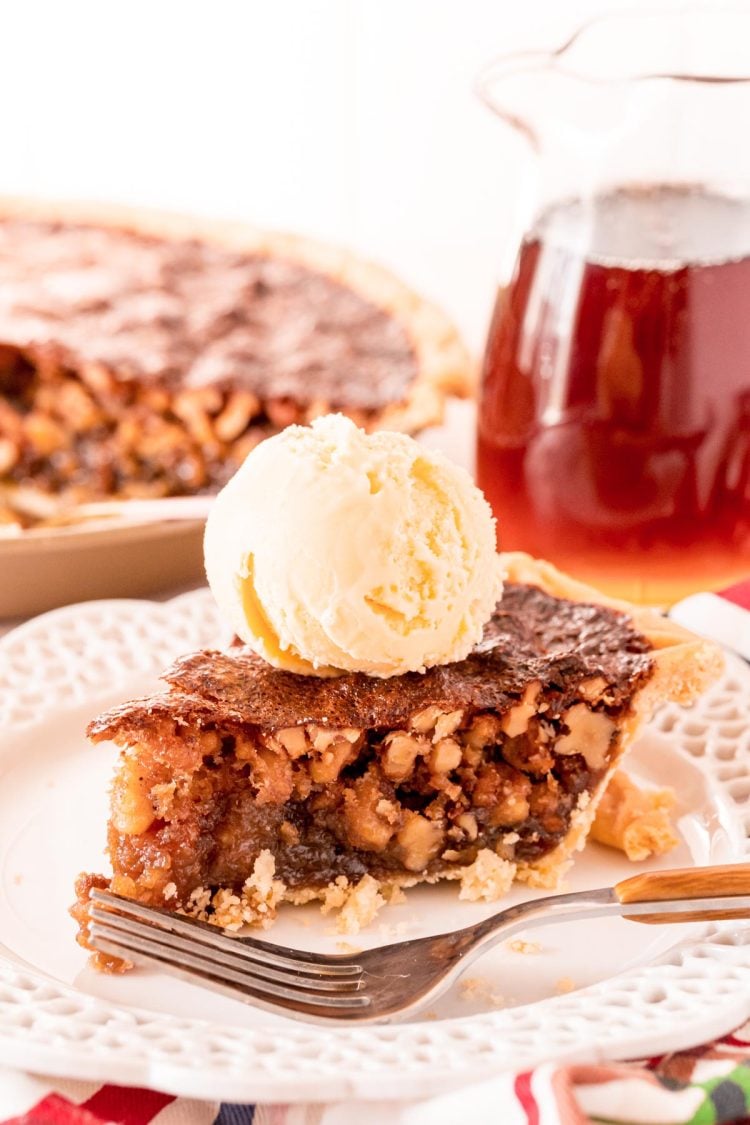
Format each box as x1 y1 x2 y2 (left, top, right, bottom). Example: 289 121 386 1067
0 0 694 354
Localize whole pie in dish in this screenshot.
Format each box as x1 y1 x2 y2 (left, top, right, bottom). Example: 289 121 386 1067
0 198 470 524
73 554 721 966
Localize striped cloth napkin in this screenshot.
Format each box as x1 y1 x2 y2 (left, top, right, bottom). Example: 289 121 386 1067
1 1020 749 1124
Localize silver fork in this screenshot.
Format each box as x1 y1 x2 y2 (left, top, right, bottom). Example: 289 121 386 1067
89 863 750 1024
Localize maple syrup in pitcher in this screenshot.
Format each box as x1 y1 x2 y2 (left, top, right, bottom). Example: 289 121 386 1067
478 185 750 604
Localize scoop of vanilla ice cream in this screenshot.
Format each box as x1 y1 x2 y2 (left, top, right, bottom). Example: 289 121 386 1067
204 414 502 677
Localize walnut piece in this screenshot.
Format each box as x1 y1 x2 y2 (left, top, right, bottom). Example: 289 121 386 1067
500 682 541 737
382 732 425 782
342 773 399 852
274 726 308 758
111 752 155 835
555 704 615 769
396 813 444 870
472 761 531 827
429 738 462 775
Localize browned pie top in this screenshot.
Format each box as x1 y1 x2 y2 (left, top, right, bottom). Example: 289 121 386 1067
88 584 654 741
0 218 417 411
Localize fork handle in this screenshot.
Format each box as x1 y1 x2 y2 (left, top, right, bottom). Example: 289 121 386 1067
615 863 750 925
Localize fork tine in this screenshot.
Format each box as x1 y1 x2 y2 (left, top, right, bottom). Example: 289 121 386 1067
89 924 372 1014
89 906 363 994
91 889 361 978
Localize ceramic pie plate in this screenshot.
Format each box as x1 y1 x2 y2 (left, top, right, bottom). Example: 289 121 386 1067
0 519 206 619
0 591 749 1103
0 404 477 620
0 405 476 619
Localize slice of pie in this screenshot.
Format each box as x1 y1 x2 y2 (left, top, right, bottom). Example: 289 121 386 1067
72 554 721 967
0 198 470 524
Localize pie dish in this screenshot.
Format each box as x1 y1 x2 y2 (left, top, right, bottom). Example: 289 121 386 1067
0 197 471 527
72 553 721 966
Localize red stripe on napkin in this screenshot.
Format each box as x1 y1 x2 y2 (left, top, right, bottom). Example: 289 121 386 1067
720 580 750 611
514 1072 539 1125
0 1087 176 1125
81 1087 175 1124
2 1093 103 1125
721 1031 750 1048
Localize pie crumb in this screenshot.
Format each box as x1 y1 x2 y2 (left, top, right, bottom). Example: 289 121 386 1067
458 849 517 902
320 876 350 915
591 771 679 862
181 850 286 931
162 881 177 901
459 976 505 1007
508 939 541 954
383 884 407 905
336 941 363 954
555 976 576 995
321 874 386 935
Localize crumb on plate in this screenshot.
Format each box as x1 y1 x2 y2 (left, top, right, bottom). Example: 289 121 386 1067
555 977 576 995
508 939 542 954
458 849 517 902
591 771 679 862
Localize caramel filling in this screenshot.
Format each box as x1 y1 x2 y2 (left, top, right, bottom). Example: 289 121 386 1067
102 684 623 908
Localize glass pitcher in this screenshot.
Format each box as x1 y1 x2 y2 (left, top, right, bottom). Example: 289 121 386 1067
476 10 750 605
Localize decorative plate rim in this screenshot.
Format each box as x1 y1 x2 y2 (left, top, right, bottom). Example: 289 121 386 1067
0 590 749 1103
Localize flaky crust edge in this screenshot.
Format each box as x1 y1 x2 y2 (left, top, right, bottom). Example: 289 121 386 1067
0 194 473 433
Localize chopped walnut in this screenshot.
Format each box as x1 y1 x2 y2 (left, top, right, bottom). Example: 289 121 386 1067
455 811 479 840
555 704 616 769
111 753 155 835
342 772 400 851
472 761 531 827
396 812 444 870
308 724 364 752
309 739 359 783
409 705 443 734
433 710 464 742
250 745 294 804
503 731 554 776
382 731 425 782
500 682 541 737
274 726 308 758
429 738 462 775
578 676 609 703
465 713 503 750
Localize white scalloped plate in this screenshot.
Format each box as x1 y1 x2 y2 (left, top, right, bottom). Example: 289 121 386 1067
0 592 749 1103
